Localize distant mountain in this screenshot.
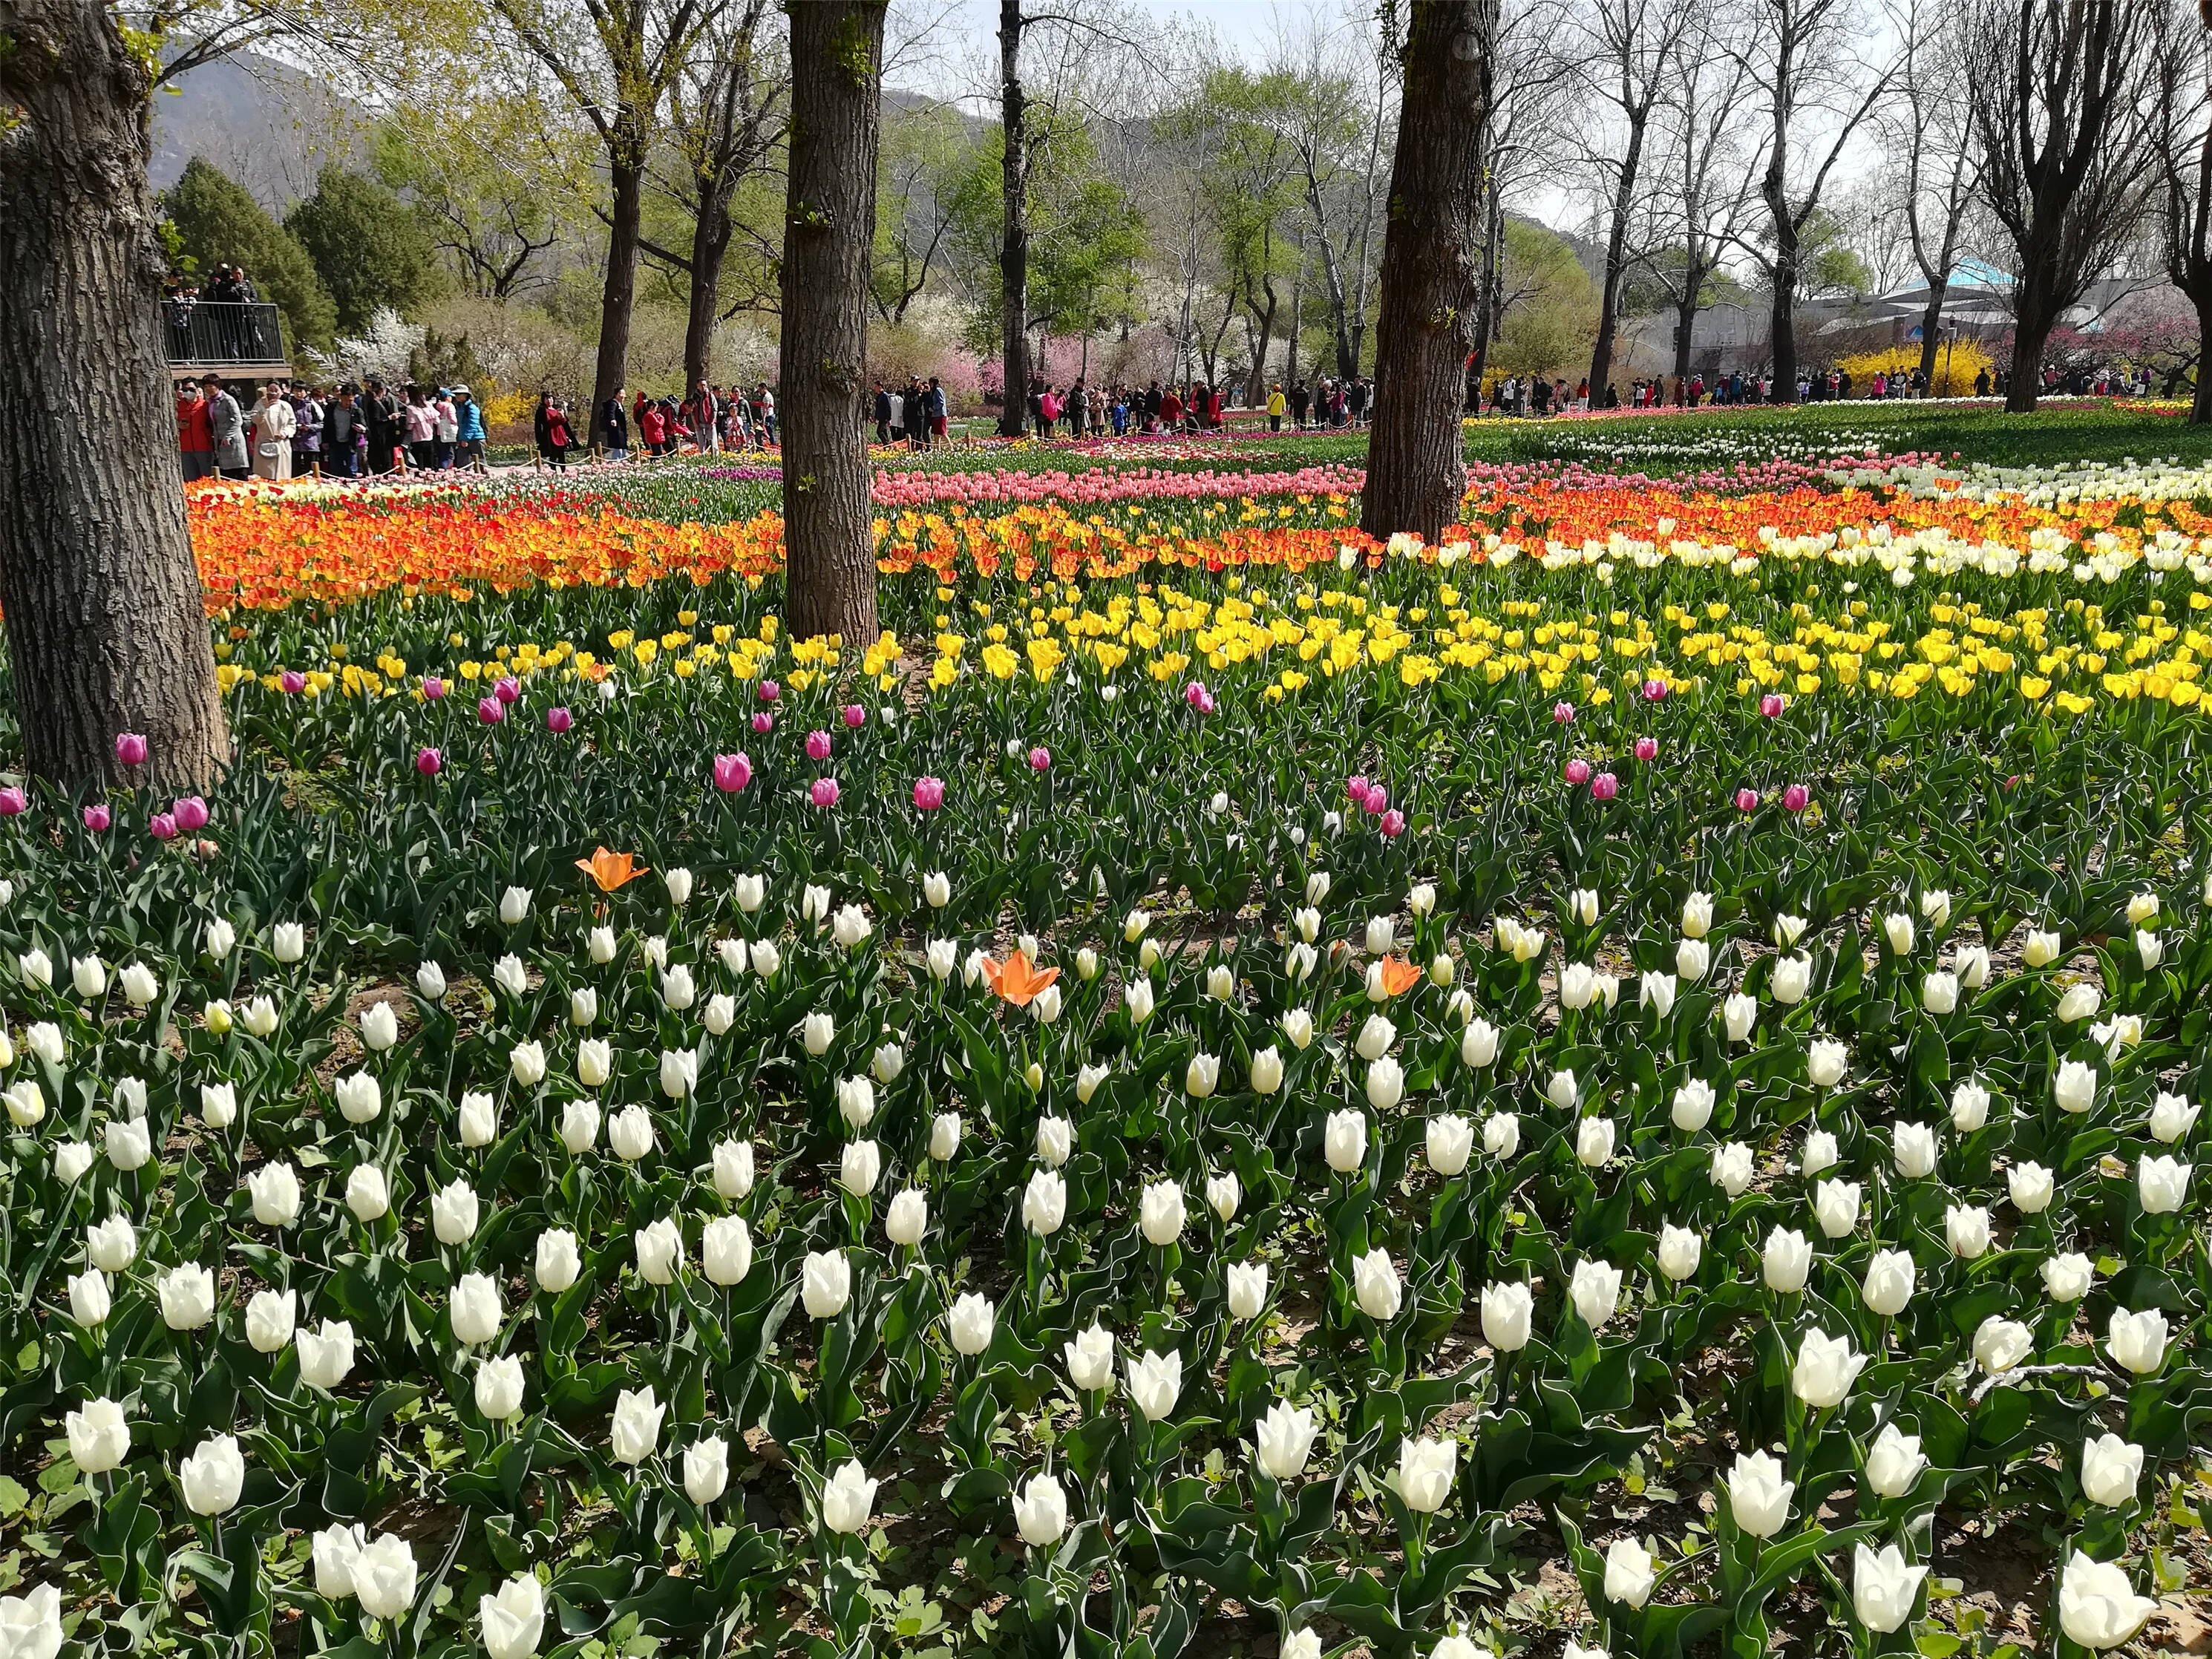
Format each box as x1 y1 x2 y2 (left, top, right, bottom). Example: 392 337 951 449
150 52 364 212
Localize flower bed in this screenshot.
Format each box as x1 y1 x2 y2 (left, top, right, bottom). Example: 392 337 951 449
1 425 2207 1659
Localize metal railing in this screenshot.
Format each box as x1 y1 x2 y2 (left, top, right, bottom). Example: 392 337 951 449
163 301 289 369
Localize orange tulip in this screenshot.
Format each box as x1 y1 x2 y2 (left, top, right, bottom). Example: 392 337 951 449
1375 957 1425 997
577 847 648 891
981 949 1060 1007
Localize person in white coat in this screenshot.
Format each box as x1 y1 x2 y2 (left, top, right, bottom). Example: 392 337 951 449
250 382 298 480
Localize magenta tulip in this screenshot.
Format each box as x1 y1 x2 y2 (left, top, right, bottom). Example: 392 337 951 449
713 753 752 792
842 704 866 728
1379 809 1407 838
1634 736 1659 762
805 730 833 762
172 796 209 831
913 776 946 811
1183 680 1217 714
750 712 773 734
1564 758 1592 785
279 670 307 695
422 676 448 701
1641 678 1668 702
1029 747 1051 772
1782 784 1810 813
1552 701 1575 724
1346 773 1370 802
148 812 178 840
416 747 443 776
757 680 780 703
1591 772 1618 801
811 777 840 807
83 804 113 832
1363 784 1388 814
1735 788 1759 813
0 787 25 817
494 676 523 704
1759 693 1784 718
546 707 572 733
114 732 149 767
477 697 504 725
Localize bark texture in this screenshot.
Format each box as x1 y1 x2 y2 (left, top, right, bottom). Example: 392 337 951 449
1360 0 1494 543
595 147 647 418
998 0 1031 436
781 0 884 646
0 0 230 791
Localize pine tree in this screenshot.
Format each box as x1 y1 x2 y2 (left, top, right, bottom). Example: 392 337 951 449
286 163 446 334
160 157 338 352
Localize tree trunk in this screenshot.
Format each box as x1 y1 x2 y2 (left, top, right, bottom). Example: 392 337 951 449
1588 122 1647 401
1672 291 1698 384
593 137 647 424
1309 197 1360 379
1361 0 1493 543
2193 311 2212 422
1766 232 1798 402
0 0 229 792
1915 281 1947 390
782 0 885 645
1468 189 1502 395
1286 242 1303 390
2006 261 2055 413
685 191 736 396
1243 272 1277 406
998 0 1030 437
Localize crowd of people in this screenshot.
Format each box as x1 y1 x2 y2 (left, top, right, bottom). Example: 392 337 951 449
176 376 489 481
861 374 1374 445
580 382 781 468
1469 360 2010 414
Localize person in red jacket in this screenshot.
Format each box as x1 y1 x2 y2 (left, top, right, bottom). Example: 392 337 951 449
639 400 668 455
177 382 216 481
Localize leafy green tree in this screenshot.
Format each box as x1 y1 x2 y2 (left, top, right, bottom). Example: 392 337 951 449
1490 218 1598 380
160 156 337 350
286 163 448 333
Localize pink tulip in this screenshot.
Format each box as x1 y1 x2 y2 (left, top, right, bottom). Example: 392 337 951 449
491 676 520 704
713 753 752 793
172 796 209 831
1782 783 1810 813
546 707 573 733
1379 809 1407 838
757 680 780 703
811 777 841 808
1183 680 1217 714
751 712 773 734
0 787 25 817
1759 693 1784 718
806 730 833 762
422 676 448 700
1591 772 1618 801
913 776 946 811
1363 785 1388 814
1640 679 1668 702
83 804 112 832
1029 747 1052 772
1552 701 1575 724
416 747 443 776
279 670 307 695
1564 758 1592 785
148 812 178 840
114 732 149 767
478 696 504 725
1634 736 1659 762
842 704 866 728
1735 788 1759 813
1346 773 1370 802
